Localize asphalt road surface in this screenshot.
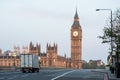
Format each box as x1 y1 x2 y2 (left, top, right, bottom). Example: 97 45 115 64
0 69 109 80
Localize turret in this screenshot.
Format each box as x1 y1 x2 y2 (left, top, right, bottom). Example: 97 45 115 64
46 43 57 54
14 45 20 55
29 42 41 55
22 46 28 54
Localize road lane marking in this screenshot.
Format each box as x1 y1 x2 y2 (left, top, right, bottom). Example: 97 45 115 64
51 70 75 80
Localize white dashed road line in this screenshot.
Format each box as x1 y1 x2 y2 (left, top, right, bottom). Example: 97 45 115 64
51 70 75 80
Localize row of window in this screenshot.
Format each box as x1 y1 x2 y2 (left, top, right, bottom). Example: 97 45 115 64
0 60 20 67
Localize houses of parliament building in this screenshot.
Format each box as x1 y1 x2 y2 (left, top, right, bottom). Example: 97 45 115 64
0 10 82 69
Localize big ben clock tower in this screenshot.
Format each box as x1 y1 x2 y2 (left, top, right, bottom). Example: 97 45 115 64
71 10 82 69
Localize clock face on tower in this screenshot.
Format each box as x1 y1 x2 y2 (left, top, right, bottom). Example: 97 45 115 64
73 31 78 37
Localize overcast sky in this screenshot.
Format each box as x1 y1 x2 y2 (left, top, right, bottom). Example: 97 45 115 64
0 0 120 64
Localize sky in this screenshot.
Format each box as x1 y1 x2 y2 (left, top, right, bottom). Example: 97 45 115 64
0 0 120 64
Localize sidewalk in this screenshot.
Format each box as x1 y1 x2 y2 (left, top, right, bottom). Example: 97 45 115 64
105 70 120 80
91 69 119 80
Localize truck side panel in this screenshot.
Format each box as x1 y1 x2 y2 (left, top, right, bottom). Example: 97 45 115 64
28 54 32 67
20 54 25 68
24 54 29 67
32 55 39 68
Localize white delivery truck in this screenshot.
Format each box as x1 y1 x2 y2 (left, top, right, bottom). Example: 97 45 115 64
20 54 40 73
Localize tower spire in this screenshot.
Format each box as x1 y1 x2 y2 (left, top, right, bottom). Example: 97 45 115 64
74 8 79 19
72 8 81 29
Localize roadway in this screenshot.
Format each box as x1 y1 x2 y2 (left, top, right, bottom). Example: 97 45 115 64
0 69 110 80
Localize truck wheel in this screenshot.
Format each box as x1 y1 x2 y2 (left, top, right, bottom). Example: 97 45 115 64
37 69 39 72
28 70 31 73
23 71 26 73
32 69 35 73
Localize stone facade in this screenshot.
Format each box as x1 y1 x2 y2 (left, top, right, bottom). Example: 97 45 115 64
0 42 67 68
29 42 40 55
31 43 67 68
0 56 20 67
71 10 82 69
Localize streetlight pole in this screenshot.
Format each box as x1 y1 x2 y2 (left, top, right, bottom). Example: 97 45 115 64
96 9 113 55
96 9 114 73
